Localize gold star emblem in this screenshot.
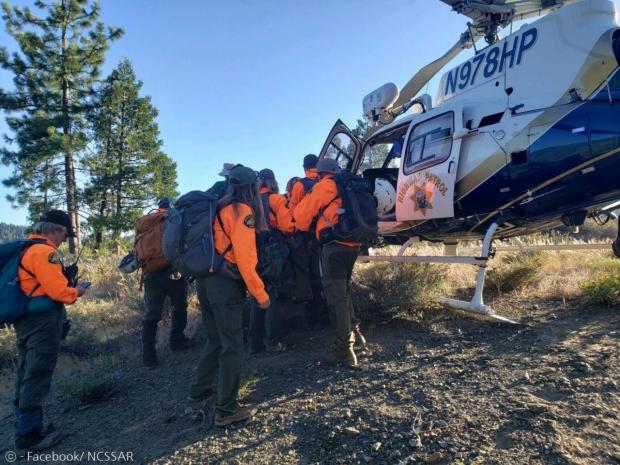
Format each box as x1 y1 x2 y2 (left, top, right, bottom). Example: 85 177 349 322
411 183 434 215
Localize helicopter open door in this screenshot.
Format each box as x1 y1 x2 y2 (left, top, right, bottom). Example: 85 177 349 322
396 110 462 221
318 120 362 171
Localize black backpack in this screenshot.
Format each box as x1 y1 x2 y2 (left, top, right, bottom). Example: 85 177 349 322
318 171 379 245
162 191 230 278
299 177 318 194
257 193 290 287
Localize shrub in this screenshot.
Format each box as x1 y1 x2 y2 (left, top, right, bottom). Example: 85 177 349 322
0 326 17 369
61 326 101 357
581 265 620 306
351 262 446 321
57 355 123 405
487 252 545 293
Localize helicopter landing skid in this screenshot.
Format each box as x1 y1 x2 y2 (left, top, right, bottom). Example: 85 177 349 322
398 222 518 325
360 223 519 324
441 222 519 325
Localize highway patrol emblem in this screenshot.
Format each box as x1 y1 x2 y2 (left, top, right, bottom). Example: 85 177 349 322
411 183 434 215
48 250 62 264
243 214 255 228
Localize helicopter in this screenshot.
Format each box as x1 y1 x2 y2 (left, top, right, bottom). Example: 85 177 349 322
316 0 620 323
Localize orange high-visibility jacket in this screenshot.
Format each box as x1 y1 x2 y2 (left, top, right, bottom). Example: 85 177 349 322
214 202 269 305
18 235 78 304
288 168 318 214
260 187 294 235
293 174 361 248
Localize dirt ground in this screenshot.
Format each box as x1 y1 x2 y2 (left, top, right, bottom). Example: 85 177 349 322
1 296 619 465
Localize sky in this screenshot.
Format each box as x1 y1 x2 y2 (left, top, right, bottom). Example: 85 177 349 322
1 0 620 225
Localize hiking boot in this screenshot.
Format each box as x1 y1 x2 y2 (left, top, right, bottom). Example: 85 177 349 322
323 347 360 370
15 430 63 453
186 393 213 408
353 326 367 349
353 327 371 357
170 334 194 352
214 404 258 427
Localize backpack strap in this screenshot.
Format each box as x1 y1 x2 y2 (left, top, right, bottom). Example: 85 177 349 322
215 210 234 258
260 193 277 230
17 239 47 298
318 195 339 229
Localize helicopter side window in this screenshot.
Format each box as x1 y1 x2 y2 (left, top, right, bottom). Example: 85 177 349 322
404 112 454 174
324 132 355 170
357 124 408 175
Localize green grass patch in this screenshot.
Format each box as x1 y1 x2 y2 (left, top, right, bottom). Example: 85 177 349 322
581 259 620 306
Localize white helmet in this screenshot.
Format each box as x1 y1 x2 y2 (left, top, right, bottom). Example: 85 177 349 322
118 251 139 274
374 178 396 216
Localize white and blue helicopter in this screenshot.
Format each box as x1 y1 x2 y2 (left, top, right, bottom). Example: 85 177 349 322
317 0 620 322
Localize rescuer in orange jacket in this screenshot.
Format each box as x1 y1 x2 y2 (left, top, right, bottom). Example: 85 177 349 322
288 154 325 322
288 154 320 214
258 169 294 235
190 165 269 427
293 158 364 368
245 168 294 354
14 210 89 453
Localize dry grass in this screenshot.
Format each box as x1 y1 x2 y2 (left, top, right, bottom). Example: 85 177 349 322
352 261 446 322
0 250 202 411
1 231 618 411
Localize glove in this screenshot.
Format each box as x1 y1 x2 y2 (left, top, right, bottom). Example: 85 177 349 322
61 319 71 340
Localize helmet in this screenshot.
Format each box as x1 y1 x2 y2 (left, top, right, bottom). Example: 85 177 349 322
118 251 139 274
374 178 396 216
316 158 341 175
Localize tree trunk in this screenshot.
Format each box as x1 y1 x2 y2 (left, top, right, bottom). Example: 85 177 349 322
61 0 79 253
114 95 127 242
94 196 107 249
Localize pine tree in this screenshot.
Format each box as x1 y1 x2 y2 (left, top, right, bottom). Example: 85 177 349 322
83 59 178 248
0 0 123 252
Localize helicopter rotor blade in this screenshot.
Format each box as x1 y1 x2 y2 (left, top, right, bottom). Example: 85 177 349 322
391 29 482 111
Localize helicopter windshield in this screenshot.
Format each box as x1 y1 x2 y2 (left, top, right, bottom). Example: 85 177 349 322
357 124 409 175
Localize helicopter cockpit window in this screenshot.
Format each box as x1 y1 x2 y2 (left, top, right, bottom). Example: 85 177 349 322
324 132 355 170
357 125 408 174
404 112 454 174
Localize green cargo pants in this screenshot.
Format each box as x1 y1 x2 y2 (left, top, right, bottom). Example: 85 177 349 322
143 268 188 338
13 304 65 436
190 273 245 415
320 243 360 351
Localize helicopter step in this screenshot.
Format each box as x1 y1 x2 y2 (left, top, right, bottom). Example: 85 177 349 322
360 222 519 325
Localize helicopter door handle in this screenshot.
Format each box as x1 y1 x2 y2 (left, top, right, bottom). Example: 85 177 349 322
448 160 455 173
